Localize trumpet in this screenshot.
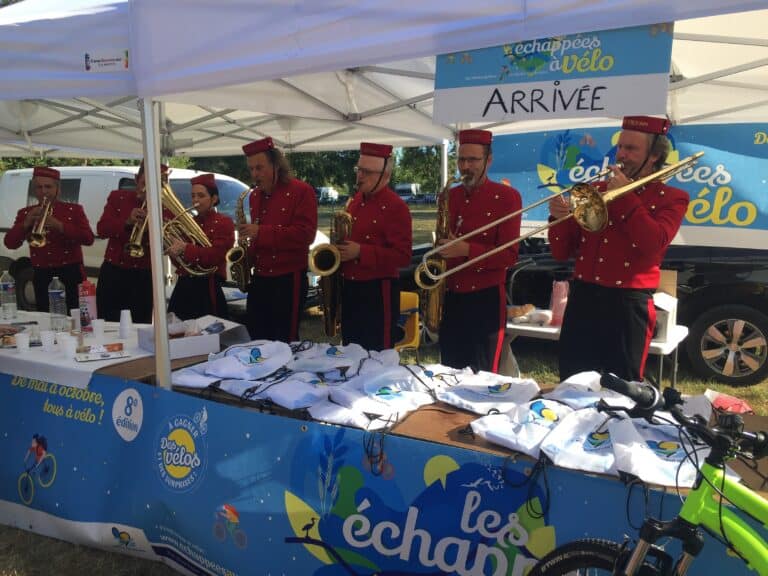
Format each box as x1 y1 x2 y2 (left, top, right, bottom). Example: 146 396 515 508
418 152 704 285
28 197 53 248
125 199 148 258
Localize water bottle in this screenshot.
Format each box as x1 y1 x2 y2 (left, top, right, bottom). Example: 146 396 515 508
0 270 16 321
48 276 68 332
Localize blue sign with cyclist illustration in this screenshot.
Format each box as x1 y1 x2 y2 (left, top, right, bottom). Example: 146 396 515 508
490 122 768 249
0 370 758 575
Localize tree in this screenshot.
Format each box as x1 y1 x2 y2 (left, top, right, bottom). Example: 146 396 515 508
392 145 456 194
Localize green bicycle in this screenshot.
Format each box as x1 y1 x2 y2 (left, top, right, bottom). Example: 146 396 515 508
530 373 768 576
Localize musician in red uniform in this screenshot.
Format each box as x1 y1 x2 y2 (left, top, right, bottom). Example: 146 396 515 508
238 137 318 342
95 161 168 323
437 130 521 374
548 115 689 381
167 173 234 320
4 167 94 312
338 142 412 351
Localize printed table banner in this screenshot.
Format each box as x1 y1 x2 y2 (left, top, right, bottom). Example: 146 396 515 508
490 123 768 249
0 371 754 575
434 24 673 123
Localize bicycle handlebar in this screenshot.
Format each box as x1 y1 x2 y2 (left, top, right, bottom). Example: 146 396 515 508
598 372 768 459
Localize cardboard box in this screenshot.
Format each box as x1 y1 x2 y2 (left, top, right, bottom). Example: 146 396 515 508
137 316 251 360
194 315 251 349
653 270 678 343
138 327 220 360
653 291 677 343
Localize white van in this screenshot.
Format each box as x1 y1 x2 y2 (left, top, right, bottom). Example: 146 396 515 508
0 166 328 309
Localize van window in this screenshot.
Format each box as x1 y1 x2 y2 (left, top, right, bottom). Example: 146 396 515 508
119 178 136 190
26 178 81 205
170 179 248 222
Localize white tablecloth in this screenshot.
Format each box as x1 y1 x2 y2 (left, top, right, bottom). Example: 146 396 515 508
1 311 153 389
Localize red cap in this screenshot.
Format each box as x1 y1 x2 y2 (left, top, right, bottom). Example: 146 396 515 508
32 167 60 181
242 137 274 156
137 160 169 176
622 116 671 135
191 173 217 190
360 142 393 158
459 129 492 145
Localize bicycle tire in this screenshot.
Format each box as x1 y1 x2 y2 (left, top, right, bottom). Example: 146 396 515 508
18 472 34 505
529 538 626 575
37 453 57 488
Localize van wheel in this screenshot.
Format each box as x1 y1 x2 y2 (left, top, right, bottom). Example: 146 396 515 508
686 305 768 385
10 259 35 311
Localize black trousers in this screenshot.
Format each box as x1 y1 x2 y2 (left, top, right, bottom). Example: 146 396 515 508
246 270 307 342
168 275 228 321
559 280 656 382
439 284 516 374
342 278 399 352
33 263 84 313
96 261 153 323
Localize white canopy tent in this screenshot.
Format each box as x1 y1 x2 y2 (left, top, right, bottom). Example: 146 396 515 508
1 1 767 158
1 0 766 387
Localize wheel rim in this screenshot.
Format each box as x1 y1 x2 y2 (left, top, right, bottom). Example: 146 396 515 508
700 317 768 379
18 473 34 504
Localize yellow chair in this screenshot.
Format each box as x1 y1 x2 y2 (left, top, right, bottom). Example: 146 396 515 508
395 291 420 361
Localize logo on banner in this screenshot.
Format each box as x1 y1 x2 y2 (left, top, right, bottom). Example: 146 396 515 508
155 409 208 492
112 388 143 442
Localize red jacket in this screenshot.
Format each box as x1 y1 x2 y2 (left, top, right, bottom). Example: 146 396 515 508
342 186 412 281
172 210 235 280
248 179 318 276
4 200 94 268
97 189 151 269
548 180 689 289
445 179 521 293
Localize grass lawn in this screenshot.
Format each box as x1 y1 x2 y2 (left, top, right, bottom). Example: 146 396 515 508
2 204 766 574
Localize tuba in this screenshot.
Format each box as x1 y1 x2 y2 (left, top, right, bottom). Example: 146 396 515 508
161 181 219 276
125 199 148 258
308 201 353 337
229 188 253 292
28 197 53 248
414 175 467 335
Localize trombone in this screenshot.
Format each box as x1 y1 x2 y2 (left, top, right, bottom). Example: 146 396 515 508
417 152 704 286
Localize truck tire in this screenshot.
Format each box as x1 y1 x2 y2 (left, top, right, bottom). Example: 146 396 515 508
686 304 768 385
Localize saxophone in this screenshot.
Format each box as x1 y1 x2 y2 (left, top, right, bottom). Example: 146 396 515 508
230 188 253 292
414 176 466 335
309 200 353 337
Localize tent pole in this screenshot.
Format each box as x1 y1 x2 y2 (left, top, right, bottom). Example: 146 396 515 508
441 139 449 188
139 98 172 390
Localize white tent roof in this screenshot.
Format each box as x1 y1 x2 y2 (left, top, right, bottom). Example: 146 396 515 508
0 0 767 157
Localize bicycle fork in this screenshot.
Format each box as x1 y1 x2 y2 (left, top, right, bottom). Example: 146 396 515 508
622 517 704 575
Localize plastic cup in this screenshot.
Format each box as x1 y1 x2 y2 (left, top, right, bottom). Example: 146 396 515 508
15 332 30 353
91 318 105 340
119 309 133 339
40 330 55 351
60 335 78 358
70 308 81 331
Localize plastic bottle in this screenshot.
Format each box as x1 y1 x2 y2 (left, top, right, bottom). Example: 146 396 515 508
77 280 97 332
48 276 68 332
0 270 17 321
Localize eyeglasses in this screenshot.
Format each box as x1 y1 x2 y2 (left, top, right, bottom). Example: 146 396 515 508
457 156 486 165
353 166 380 177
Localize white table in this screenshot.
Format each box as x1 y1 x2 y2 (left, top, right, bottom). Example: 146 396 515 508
506 321 689 387
1 311 153 389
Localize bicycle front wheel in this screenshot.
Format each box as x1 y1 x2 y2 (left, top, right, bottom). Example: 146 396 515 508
529 539 625 575
37 453 57 488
